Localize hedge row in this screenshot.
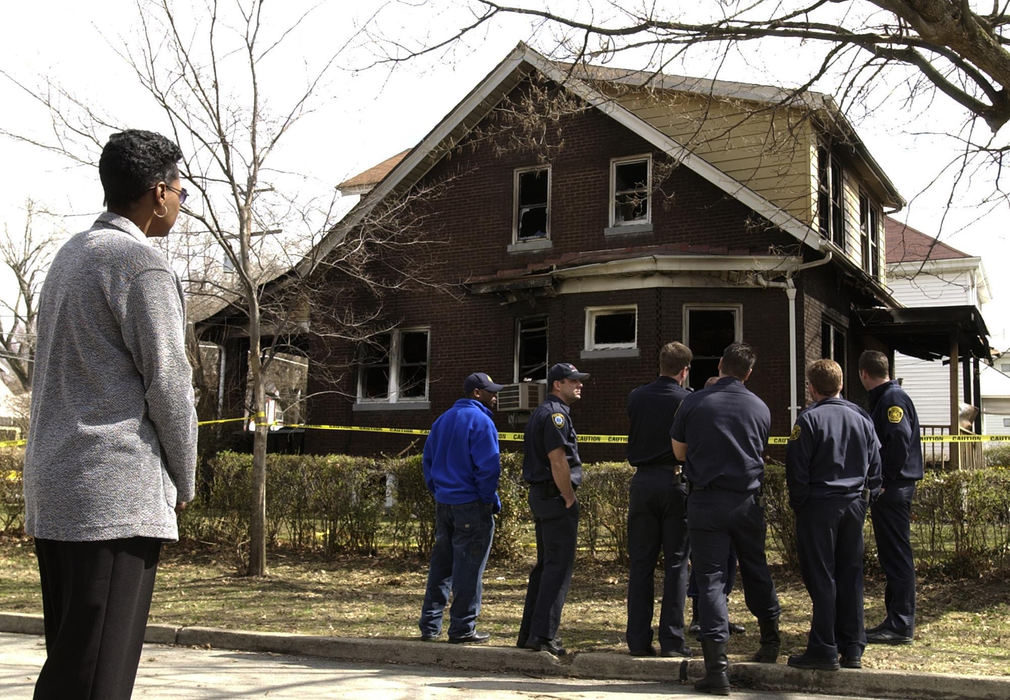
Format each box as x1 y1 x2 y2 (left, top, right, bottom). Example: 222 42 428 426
4 447 1010 578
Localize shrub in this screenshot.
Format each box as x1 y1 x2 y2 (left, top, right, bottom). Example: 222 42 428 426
0 447 24 534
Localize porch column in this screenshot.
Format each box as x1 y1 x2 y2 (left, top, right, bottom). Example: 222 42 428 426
949 335 960 469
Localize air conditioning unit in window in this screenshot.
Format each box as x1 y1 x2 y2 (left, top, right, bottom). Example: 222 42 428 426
498 382 545 412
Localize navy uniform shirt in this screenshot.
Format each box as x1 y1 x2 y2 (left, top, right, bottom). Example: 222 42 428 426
523 394 582 485
867 380 923 483
627 376 689 467
785 397 883 508
670 376 770 492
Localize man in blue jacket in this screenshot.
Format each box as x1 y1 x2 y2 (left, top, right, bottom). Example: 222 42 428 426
859 350 922 645
418 372 503 644
786 359 882 671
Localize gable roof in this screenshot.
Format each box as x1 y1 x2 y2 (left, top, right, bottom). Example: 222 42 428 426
301 43 898 298
884 216 972 263
338 149 410 196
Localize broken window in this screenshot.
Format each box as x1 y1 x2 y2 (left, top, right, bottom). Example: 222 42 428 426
818 146 845 249
612 156 651 225
684 306 740 391
516 316 548 382
859 193 880 277
357 328 429 403
585 306 637 351
515 166 550 241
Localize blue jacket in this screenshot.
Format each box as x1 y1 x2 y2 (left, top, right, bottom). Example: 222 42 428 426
422 398 501 509
867 380 923 483
785 397 883 508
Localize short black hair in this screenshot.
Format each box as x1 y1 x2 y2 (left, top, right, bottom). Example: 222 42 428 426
99 130 183 207
721 342 757 379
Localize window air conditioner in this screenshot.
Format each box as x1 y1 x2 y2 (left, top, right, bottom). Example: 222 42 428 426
498 382 545 412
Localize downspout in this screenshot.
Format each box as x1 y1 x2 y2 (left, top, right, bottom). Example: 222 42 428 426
757 250 833 425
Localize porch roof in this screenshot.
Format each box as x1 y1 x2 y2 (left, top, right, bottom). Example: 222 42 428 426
854 305 992 362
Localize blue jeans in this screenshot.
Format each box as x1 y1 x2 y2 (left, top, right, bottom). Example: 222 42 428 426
418 501 495 638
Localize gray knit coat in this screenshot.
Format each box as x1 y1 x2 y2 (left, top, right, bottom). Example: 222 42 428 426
24 212 197 541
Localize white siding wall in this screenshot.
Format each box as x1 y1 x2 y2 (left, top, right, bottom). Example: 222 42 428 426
890 263 977 426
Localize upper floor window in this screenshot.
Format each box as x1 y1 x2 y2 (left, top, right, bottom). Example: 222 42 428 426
817 145 845 249
684 305 741 391
585 305 637 351
859 193 881 277
611 156 651 227
357 328 429 403
514 166 550 242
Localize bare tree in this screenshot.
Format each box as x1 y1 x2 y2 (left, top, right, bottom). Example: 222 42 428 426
364 1 1010 229
0 0 458 575
0 200 58 396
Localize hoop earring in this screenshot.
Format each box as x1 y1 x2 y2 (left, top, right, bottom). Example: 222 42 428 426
154 204 168 219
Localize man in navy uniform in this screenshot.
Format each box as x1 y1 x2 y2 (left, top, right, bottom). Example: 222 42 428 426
786 359 882 671
418 372 504 644
672 343 781 695
859 350 922 645
625 341 693 658
518 362 589 657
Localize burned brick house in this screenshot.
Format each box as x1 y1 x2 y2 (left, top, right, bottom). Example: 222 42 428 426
200 43 991 461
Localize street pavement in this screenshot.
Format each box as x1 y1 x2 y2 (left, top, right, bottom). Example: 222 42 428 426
3 612 1009 699
1 631 869 699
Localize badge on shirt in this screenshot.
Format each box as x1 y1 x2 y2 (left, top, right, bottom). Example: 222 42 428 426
887 406 904 423
789 424 801 441
551 412 567 429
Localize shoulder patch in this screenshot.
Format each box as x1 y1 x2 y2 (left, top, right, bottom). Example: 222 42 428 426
551 412 567 429
887 406 904 424
789 424 801 441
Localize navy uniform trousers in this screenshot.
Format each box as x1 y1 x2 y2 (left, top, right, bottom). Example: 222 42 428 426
795 495 868 659
687 490 780 643
33 537 161 700
518 482 579 645
626 467 690 654
871 481 917 636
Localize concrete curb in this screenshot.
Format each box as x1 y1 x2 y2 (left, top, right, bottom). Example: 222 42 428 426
2 612 1008 699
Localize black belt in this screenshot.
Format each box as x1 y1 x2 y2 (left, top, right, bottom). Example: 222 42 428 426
634 464 683 475
529 481 577 496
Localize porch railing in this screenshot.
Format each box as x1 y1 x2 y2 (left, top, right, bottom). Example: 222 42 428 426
920 424 984 470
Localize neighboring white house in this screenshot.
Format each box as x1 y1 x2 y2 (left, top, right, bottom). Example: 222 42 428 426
981 347 1010 437
885 217 995 431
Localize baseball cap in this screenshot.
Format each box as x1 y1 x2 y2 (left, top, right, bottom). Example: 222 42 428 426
463 372 505 393
548 362 590 383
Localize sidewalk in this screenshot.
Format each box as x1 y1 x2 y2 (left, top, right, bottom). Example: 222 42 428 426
2 612 1006 699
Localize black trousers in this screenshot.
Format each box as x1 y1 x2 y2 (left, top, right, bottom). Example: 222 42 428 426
687 490 780 643
795 496 868 658
625 468 690 653
871 481 917 636
518 483 579 644
34 537 162 700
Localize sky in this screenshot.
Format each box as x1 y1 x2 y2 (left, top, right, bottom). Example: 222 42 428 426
1 0 1008 342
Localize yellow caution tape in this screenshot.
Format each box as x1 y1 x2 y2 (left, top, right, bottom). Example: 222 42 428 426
195 418 1010 446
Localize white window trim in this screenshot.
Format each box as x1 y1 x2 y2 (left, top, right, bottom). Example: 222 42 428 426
355 327 430 405
584 305 638 352
513 165 551 244
609 154 652 228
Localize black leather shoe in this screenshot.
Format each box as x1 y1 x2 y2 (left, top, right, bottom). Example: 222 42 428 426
865 627 913 645
660 646 692 658
788 652 840 671
728 621 746 635
448 630 489 644
420 633 439 642
525 636 567 656
840 654 862 669
629 645 656 657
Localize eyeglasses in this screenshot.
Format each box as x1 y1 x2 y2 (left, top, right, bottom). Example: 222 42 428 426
165 184 189 204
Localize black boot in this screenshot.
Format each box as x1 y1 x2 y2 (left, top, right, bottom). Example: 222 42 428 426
752 616 780 663
694 638 730 695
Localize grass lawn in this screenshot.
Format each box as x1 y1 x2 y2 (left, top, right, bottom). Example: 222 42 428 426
2 535 1009 676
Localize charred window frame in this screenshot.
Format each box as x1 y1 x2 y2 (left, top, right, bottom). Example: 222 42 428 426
583 305 638 358
610 155 651 227
859 192 881 278
356 328 429 406
515 316 548 383
821 319 847 378
514 166 550 242
683 305 741 392
818 145 845 249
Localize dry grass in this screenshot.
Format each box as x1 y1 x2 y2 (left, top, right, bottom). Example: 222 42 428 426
2 536 1009 676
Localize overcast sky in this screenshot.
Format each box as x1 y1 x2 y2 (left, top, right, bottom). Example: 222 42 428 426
1 0 1007 343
